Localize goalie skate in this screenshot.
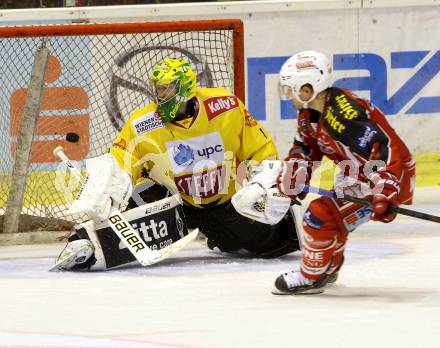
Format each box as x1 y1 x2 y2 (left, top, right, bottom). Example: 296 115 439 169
272 270 330 295
48 239 95 272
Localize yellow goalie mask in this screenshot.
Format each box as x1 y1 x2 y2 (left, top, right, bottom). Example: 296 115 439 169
150 58 197 123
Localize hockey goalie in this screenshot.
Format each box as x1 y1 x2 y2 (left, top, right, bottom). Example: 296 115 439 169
52 58 300 271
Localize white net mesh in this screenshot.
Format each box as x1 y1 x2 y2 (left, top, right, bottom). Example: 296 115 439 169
0 21 243 229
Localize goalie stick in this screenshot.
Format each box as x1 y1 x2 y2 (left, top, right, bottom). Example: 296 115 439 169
302 185 440 224
52 146 198 268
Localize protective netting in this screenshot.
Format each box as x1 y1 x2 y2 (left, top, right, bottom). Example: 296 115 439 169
0 21 242 227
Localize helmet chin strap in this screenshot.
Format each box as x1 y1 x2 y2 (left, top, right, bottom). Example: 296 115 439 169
298 90 318 109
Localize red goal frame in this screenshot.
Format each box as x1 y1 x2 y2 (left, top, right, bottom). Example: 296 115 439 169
0 19 245 102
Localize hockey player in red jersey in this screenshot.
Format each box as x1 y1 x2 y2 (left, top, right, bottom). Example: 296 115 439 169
271 50 415 294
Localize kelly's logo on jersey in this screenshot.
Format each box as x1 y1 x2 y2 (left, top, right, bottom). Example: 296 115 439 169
204 96 239 121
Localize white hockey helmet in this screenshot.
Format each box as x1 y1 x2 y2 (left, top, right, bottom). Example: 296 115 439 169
279 50 332 108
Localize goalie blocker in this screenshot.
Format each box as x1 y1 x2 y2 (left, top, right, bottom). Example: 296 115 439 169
59 194 188 271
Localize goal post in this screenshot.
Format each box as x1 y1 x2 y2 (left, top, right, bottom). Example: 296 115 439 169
0 19 244 233
3 42 50 234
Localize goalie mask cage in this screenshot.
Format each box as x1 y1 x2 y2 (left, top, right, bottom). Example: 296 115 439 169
0 19 244 232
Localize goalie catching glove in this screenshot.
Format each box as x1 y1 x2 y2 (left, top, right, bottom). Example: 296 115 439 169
68 153 133 221
232 160 292 225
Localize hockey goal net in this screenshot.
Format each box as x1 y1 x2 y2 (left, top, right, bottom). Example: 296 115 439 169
0 19 244 232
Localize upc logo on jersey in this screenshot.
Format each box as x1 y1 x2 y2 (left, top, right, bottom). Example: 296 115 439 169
204 96 239 121
132 112 164 136
166 132 225 173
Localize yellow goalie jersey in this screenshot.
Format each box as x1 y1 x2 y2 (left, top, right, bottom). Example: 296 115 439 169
110 87 278 207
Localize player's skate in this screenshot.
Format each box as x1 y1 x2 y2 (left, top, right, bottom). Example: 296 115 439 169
326 272 338 285
49 239 95 272
272 270 330 295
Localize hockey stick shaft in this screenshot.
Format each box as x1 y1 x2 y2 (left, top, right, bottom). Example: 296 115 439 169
53 146 161 265
53 146 82 179
303 185 440 223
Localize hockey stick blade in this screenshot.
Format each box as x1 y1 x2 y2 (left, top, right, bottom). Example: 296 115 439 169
303 185 440 223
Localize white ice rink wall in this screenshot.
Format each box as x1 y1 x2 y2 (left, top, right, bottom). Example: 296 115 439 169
1 0 440 157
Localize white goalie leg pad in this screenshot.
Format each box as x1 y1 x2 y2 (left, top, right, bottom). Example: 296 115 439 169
68 153 133 221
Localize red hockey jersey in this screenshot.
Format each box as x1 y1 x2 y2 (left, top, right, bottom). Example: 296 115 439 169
287 87 415 204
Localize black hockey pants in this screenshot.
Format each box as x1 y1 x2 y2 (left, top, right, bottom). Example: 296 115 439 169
127 184 300 259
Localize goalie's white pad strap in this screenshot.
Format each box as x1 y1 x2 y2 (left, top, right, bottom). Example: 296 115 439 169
84 220 107 270
68 153 133 220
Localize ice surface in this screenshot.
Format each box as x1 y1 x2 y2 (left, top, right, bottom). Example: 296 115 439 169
1 188 439 348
